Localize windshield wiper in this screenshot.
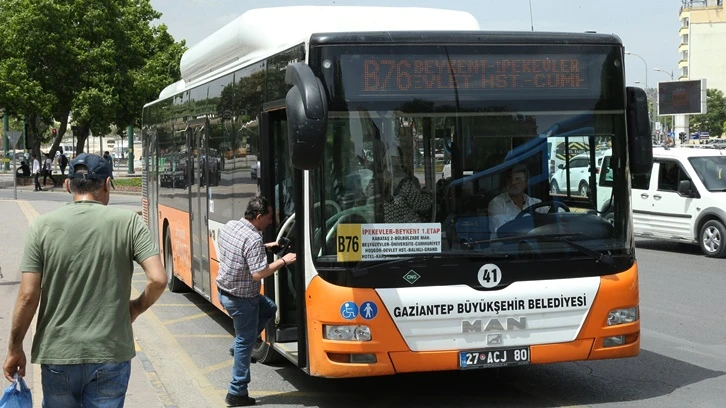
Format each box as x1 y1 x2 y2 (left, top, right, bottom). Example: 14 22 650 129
464 233 616 267
540 235 616 267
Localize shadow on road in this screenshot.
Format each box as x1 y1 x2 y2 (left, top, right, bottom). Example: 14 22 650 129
260 349 724 407
636 239 703 256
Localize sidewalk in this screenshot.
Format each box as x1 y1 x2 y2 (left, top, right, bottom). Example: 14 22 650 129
0 173 141 196
0 199 167 407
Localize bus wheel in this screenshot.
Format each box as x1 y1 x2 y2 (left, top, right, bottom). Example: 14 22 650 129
252 336 282 364
700 220 726 258
165 227 188 292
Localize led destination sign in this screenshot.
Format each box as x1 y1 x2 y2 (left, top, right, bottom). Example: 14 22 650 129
340 54 595 98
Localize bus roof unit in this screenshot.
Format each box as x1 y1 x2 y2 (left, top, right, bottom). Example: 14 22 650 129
158 7 479 100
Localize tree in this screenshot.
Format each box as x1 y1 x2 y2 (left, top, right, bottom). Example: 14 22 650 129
0 0 65 156
0 0 186 157
690 88 726 137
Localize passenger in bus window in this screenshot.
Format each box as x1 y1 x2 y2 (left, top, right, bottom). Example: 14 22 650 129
488 165 543 232
383 150 432 223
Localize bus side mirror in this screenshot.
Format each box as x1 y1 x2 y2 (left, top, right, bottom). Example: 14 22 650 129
285 62 328 171
626 86 653 175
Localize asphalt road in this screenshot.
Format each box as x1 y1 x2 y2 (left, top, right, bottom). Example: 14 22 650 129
1 187 724 407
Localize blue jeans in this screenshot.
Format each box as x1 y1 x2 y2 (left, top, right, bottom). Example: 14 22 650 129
218 292 277 396
41 361 131 408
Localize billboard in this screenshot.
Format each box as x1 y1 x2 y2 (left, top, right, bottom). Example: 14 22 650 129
657 79 707 115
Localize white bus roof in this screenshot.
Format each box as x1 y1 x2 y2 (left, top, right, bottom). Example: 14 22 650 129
155 6 479 102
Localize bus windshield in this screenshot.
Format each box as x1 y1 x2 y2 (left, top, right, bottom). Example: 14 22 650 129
310 43 629 265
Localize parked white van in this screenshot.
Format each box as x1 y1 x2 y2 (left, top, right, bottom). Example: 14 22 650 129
632 146 726 257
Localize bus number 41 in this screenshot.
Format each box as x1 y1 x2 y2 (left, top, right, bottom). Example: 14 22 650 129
338 236 360 252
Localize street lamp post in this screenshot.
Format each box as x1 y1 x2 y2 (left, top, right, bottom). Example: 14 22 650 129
653 68 674 80
625 51 648 90
2 109 9 171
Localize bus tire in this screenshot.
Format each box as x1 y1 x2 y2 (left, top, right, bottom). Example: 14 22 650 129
700 219 726 258
252 336 283 364
165 227 188 293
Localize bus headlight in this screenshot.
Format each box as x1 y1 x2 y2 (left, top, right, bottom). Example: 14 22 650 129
607 307 638 326
323 325 372 341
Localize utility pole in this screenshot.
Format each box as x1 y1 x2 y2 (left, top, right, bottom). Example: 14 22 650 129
127 125 134 174
2 111 9 171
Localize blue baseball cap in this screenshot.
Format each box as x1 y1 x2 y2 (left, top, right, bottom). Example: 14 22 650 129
68 153 115 188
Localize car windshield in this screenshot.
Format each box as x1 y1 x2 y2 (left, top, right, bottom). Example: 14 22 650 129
309 43 630 265
689 156 726 191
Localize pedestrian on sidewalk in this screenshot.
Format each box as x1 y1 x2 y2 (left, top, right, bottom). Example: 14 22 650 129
216 196 296 407
2 153 168 407
16 160 30 177
103 151 113 170
42 153 56 187
31 154 42 191
59 152 69 175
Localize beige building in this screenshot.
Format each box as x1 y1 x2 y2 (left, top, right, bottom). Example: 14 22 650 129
674 0 726 137
679 0 726 88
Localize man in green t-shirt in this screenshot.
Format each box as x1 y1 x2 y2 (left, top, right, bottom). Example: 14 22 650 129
2 153 168 407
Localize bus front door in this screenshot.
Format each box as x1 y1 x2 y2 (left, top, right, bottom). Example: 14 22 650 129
260 110 299 344
188 120 211 298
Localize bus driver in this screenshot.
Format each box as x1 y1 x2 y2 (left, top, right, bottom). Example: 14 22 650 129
488 165 542 233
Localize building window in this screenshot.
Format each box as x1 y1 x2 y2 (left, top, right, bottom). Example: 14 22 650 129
681 34 689 44
682 50 688 60
681 66 689 77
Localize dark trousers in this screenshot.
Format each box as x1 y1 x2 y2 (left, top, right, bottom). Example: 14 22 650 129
43 169 56 186
34 173 41 190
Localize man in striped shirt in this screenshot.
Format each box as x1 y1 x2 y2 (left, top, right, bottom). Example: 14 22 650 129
216 196 296 407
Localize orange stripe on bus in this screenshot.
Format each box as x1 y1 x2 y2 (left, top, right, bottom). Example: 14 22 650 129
301 264 640 377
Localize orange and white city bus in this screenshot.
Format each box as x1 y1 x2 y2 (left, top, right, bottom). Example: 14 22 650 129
141 6 653 377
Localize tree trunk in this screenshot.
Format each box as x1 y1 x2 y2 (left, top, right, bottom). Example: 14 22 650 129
47 113 70 159
75 126 90 155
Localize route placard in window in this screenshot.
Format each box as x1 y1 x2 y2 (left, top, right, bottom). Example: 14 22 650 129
336 223 442 262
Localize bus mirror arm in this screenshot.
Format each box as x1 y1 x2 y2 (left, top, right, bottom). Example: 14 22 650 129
285 62 328 170
626 86 653 175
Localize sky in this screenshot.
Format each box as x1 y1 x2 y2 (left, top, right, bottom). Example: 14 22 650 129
149 0 683 89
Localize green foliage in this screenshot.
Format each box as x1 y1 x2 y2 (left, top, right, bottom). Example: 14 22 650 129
113 177 141 187
0 0 187 155
689 89 726 137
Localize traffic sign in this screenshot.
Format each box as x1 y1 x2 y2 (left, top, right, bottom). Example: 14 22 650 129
6 131 22 148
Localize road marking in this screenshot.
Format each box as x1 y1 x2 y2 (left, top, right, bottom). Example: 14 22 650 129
17 200 40 222
153 304 211 307
200 359 234 375
131 286 223 406
174 334 231 338
161 311 217 326
13 200 42 403
216 389 328 397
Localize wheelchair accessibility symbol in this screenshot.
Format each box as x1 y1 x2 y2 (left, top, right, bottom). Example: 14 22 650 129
340 302 359 320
